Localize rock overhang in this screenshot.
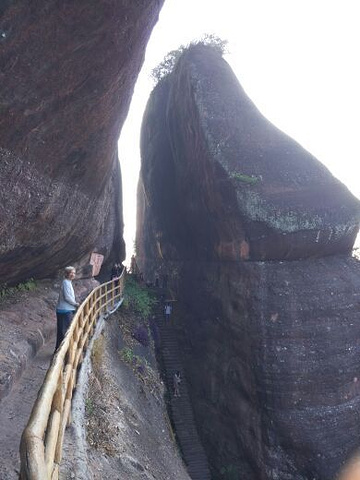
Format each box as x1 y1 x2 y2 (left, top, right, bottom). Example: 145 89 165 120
0 0 165 285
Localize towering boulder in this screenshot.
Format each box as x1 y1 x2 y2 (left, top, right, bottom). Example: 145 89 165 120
0 0 164 284
140 45 359 264
137 44 360 479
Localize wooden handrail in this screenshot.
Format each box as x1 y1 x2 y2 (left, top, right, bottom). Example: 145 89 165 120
19 273 125 480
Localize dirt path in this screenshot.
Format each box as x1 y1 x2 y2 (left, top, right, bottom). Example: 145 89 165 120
0 335 55 479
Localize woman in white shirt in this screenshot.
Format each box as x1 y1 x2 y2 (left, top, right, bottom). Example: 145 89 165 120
55 266 79 351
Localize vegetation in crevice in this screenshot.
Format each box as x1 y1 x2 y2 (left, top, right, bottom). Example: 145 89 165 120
230 172 261 185
123 275 157 318
0 278 37 303
85 397 95 416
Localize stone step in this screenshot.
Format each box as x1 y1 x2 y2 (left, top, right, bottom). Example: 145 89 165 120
155 295 212 480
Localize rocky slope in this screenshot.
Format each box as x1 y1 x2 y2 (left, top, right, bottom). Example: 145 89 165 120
61 304 190 480
0 0 164 285
137 44 360 479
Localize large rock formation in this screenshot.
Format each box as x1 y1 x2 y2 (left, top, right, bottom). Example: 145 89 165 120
0 0 164 285
137 44 360 479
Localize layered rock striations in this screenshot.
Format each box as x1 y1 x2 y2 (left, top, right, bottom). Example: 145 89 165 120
0 0 164 285
137 44 360 479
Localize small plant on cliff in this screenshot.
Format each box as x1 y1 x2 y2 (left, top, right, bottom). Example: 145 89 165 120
85 397 95 416
230 172 261 185
123 276 157 318
119 347 154 383
120 346 134 364
151 34 228 84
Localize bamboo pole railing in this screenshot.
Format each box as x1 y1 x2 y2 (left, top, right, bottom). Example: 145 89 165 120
19 273 125 480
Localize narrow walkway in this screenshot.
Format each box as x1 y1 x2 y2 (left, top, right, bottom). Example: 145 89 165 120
157 307 211 480
0 336 54 479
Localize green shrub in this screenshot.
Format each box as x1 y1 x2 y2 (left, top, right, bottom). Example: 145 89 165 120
119 347 152 382
85 397 95 416
230 172 260 185
121 347 134 364
151 34 228 84
0 278 37 302
123 276 157 318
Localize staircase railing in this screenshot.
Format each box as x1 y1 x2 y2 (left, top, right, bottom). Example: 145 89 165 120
19 273 125 480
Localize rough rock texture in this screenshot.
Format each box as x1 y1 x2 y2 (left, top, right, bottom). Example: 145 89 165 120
0 0 164 285
139 46 359 264
137 44 360 479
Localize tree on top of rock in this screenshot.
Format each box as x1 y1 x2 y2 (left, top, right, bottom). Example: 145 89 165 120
151 34 228 85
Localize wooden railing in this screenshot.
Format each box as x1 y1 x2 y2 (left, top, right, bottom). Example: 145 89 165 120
19 273 125 480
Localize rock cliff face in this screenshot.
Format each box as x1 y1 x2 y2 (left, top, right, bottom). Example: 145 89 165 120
137 44 360 479
0 0 164 285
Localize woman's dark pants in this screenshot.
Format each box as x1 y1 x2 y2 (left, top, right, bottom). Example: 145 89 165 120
55 312 74 350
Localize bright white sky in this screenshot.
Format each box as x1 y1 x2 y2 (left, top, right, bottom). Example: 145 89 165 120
118 0 360 263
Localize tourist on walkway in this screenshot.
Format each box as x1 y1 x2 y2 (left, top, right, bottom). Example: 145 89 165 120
111 263 122 294
111 263 121 280
55 266 79 351
173 371 181 397
165 303 172 322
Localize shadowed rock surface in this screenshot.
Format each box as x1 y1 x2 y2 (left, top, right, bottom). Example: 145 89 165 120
0 0 164 285
137 44 360 479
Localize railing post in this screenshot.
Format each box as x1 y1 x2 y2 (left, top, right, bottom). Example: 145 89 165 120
89 295 93 328
53 369 65 471
93 289 97 319
45 370 63 477
111 279 115 308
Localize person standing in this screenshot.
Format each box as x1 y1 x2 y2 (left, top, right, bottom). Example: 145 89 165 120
110 263 118 280
55 266 79 351
165 303 172 322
